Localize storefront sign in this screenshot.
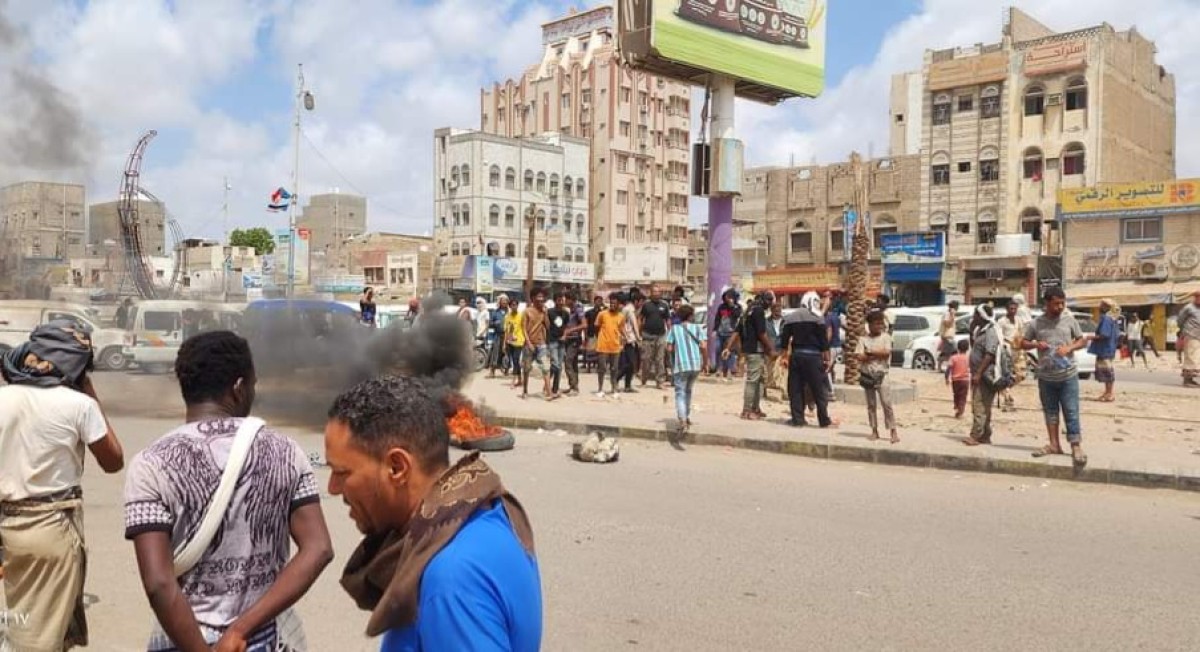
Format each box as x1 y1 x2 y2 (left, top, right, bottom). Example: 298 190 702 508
1171 245 1200 272
880 232 944 264
1059 179 1200 219
752 266 840 292
929 51 1007 91
475 256 494 294
465 256 595 286
1134 245 1166 260
1024 38 1087 76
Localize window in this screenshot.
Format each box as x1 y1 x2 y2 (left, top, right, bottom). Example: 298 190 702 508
958 162 971 173
365 267 385 284
564 177 573 196
620 121 631 137
617 190 628 205
957 95 973 112
616 225 628 239
830 218 845 252
978 222 997 244
549 211 559 229
451 242 461 256
893 315 930 332
932 164 950 186
1024 85 1045 116
577 218 585 236
144 311 180 332
980 86 1001 118
1023 148 1044 180
872 215 898 249
561 93 570 110
575 250 585 263
620 87 631 103
450 166 460 186
524 169 534 191
980 159 1000 182
536 210 546 231
460 164 470 186
1062 143 1085 176
894 113 904 124
955 222 971 235
505 243 516 257
1122 217 1162 243
504 167 515 189
536 172 546 193
550 174 560 196
460 204 470 226
618 154 629 173
932 94 951 125
452 205 461 226
576 179 585 199
486 242 499 257
1066 77 1087 111
789 220 812 253
489 165 500 188
489 205 500 227
505 206 515 229
581 89 592 105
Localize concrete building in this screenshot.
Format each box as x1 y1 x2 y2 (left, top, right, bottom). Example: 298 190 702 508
479 5 692 285
891 7 1176 303
685 225 766 293
177 238 259 296
1058 178 1200 346
297 192 367 267
734 155 921 305
431 128 590 289
341 232 434 301
88 199 167 257
0 182 86 297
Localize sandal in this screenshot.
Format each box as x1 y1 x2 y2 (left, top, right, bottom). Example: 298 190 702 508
1031 445 1064 458
1072 449 1088 467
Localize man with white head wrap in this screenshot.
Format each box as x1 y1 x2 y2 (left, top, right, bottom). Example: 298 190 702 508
965 304 1001 446
780 295 834 428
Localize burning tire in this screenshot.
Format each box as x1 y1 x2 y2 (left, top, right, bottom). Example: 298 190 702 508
455 430 516 452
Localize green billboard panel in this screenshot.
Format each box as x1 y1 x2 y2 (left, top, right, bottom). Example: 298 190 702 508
654 0 826 97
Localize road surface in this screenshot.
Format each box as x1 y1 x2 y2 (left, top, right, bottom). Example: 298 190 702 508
6 418 1199 651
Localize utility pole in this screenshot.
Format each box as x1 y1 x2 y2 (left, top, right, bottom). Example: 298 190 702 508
222 176 230 302
288 64 314 298
524 205 536 298
333 186 340 274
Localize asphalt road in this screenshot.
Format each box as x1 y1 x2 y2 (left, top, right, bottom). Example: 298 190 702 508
8 413 1195 652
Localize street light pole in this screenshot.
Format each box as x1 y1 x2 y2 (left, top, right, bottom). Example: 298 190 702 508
288 63 314 298
222 176 230 302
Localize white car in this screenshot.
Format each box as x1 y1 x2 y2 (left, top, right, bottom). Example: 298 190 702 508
902 311 1097 379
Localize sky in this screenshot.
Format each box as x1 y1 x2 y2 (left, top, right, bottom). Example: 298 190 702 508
0 0 1197 243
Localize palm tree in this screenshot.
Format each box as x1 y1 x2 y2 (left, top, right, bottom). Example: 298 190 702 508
842 152 871 386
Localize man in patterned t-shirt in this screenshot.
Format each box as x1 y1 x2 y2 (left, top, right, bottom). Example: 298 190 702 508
123 331 333 651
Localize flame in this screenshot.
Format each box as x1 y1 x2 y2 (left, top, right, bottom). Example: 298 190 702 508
447 402 502 441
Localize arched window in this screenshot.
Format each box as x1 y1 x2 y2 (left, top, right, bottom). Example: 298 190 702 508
550 210 559 229
563 247 572 261
563 215 572 233
931 151 950 186
872 214 898 250
452 204 461 226
489 205 500 227
576 217 585 236
830 216 845 253
790 220 812 253
1062 142 1086 176
460 203 470 226
1020 208 1044 241
536 245 548 259
460 164 471 186
505 243 516 257
536 172 547 193
1066 77 1087 111
1023 147 1044 180
564 176 574 196
981 85 1001 118
575 249 585 263
450 165 460 186
504 206 515 229
977 210 998 245
524 169 534 191
932 93 951 125
930 212 949 235
980 146 1000 182
550 174 560 196
505 167 516 189
451 242 461 256
576 179 585 199
489 165 501 188
1024 84 1045 116
487 242 500 256
536 209 546 231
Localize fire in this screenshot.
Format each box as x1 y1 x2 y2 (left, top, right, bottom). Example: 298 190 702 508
447 402 502 441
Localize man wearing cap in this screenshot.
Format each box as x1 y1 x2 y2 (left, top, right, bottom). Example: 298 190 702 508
1177 290 1200 388
1088 298 1121 402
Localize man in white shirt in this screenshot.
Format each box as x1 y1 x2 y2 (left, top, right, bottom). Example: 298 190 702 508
0 320 124 651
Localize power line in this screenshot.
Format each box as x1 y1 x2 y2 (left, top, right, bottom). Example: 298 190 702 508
298 127 414 224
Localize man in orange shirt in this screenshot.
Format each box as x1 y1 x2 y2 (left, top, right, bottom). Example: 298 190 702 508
594 294 625 397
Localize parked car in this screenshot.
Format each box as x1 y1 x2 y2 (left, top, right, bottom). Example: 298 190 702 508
0 300 133 370
902 311 1097 379
884 307 970 366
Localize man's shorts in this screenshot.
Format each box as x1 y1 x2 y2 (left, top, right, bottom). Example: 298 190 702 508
523 344 549 375
1094 358 1115 384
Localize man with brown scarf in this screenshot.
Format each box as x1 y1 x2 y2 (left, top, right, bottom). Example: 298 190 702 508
325 376 542 651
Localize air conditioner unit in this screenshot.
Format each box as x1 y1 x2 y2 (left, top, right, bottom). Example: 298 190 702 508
1139 261 1168 280
1047 93 1063 106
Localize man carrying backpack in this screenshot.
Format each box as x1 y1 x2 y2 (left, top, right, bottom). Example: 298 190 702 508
965 304 1004 446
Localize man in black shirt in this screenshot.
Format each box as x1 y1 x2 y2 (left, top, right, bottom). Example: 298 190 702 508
780 299 833 428
561 292 586 396
638 286 671 389
723 292 776 420
547 295 569 397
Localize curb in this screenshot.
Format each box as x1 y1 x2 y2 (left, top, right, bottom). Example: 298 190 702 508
492 414 1200 493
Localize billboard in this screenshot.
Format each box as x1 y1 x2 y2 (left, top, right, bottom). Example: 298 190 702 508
1058 179 1199 219
475 256 495 294
464 257 595 287
603 243 671 282
273 228 311 285
650 0 826 99
880 232 945 265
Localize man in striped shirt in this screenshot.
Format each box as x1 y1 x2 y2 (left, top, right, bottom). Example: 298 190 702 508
666 304 707 444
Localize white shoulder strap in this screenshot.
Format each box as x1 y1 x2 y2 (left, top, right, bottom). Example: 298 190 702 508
173 416 264 577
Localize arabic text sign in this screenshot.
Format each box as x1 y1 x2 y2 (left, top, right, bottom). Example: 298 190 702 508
929 51 1007 91
1059 179 1200 218
487 257 595 285
880 232 945 264
1024 38 1087 76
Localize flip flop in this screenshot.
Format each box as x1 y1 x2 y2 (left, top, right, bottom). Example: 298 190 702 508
1032 445 1064 458
1072 449 1088 467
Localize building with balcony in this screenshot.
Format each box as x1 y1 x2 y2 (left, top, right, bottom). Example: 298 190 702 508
479 5 692 285
891 7 1176 303
735 155 921 305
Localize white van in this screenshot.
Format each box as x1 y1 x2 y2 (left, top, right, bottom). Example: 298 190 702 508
123 300 244 372
0 300 133 370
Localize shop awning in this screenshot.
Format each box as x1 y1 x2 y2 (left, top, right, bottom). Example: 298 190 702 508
1065 281 1173 308
1171 282 1200 304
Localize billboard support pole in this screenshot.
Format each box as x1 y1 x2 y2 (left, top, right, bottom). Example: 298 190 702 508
706 75 737 368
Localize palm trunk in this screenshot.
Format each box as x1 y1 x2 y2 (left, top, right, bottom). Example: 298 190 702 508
842 153 871 386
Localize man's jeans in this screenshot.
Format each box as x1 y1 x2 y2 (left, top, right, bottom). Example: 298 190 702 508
641 335 667 383
1038 375 1082 443
564 339 582 391
673 371 700 422
548 342 564 393
717 334 738 373
742 353 766 413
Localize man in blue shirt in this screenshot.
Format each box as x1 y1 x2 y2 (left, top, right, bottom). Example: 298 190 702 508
325 376 542 651
1088 298 1120 402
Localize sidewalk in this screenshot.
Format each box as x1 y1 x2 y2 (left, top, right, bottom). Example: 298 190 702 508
465 369 1200 493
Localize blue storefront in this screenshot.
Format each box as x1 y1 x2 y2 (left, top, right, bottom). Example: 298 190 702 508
881 232 946 307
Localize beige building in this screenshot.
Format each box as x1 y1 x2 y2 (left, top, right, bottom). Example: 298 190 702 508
342 232 433 301
685 225 765 292
891 7 1175 302
480 5 692 286
0 182 86 297
88 199 167 257
733 156 921 304
297 192 367 269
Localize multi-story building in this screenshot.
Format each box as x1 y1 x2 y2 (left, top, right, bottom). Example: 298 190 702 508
891 7 1175 303
342 232 434 301
479 5 692 286
88 199 167 257
685 226 766 293
431 128 590 292
734 155 922 305
0 182 87 297
297 192 368 268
